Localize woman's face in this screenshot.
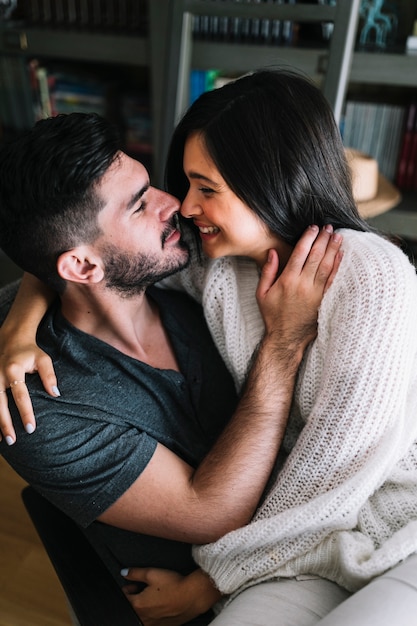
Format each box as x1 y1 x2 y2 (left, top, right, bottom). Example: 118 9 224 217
181 133 282 265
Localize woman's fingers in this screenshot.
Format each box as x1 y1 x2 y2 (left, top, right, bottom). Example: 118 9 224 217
37 352 60 398
0 351 59 444
283 225 323 275
0 391 17 444
256 249 279 300
285 225 341 281
256 225 343 349
0 377 32 444
323 248 344 293
313 229 343 289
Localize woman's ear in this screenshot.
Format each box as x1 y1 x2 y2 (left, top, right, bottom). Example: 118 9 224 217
57 246 104 284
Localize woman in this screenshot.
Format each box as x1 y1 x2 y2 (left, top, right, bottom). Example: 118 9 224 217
123 69 417 625
2 70 417 625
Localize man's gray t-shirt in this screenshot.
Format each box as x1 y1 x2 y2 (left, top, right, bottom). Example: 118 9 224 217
0 283 237 581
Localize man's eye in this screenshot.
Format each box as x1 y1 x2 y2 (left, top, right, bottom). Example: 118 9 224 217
134 201 146 214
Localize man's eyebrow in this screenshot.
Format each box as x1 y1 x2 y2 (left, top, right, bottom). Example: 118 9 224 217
126 182 150 211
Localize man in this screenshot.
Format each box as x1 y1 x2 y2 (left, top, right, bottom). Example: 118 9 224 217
0 113 338 624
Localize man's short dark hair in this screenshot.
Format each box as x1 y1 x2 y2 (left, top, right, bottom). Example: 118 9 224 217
0 113 121 292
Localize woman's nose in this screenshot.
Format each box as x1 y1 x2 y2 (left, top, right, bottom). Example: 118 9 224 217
180 191 203 218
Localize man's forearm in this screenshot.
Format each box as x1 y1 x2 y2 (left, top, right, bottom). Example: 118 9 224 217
188 228 340 539
189 331 302 537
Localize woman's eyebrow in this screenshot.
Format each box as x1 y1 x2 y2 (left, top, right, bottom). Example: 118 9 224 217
187 171 219 186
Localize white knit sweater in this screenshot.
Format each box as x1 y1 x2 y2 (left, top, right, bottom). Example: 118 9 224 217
161 229 417 596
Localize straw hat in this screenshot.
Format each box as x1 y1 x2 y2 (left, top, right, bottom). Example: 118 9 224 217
345 148 401 219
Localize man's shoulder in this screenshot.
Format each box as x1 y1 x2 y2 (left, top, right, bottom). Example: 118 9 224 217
1 398 157 527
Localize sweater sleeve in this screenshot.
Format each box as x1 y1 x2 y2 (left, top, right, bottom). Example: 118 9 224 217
193 231 417 594
202 257 264 390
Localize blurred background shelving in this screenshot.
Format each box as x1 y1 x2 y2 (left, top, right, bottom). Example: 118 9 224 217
0 0 416 283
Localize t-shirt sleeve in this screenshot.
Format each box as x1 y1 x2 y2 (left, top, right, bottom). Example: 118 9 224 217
2 401 158 527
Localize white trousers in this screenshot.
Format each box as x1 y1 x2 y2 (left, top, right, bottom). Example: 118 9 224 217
316 553 417 626
209 553 417 626
209 578 350 626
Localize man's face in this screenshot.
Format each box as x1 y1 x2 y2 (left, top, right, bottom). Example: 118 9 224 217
95 152 189 295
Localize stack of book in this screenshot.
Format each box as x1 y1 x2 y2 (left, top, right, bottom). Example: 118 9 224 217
191 0 332 47
29 60 152 160
10 0 148 35
29 61 107 120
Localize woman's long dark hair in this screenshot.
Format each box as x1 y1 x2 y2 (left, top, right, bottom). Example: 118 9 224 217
165 68 370 246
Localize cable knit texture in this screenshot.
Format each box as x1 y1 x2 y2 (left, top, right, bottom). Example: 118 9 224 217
162 230 417 598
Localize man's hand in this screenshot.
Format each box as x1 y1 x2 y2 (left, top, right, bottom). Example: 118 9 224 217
122 567 221 626
257 225 343 352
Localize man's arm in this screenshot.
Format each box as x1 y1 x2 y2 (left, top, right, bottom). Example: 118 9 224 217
99 226 343 544
0 273 57 443
100 335 301 543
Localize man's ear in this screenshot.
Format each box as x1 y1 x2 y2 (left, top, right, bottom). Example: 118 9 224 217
57 247 104 284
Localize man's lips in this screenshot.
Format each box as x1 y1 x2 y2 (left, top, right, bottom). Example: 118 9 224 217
163 228 181 245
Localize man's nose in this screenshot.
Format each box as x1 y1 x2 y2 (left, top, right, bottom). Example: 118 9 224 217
154 188 180 219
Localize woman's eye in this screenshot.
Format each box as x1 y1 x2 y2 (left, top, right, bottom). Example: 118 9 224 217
199 187 214 195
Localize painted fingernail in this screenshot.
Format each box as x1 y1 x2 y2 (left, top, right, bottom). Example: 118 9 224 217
25 423 35 434
5 435 15 445
52 386 61 397
120 568 129 576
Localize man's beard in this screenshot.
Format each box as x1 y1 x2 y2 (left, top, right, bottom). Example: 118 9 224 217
100 233 190 297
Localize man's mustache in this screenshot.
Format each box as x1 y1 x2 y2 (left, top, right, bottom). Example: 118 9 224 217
161 213 181 246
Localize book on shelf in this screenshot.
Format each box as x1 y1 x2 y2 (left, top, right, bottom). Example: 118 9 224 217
406 133 417 191
342 99 407 184
403 103 417 192
396 102 417 190
190 69 221 105
191 0 330 47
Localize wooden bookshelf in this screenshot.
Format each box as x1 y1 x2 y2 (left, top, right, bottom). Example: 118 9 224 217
191 45 417 89
192 40 327 81
0 27 149 65
350 51 417 88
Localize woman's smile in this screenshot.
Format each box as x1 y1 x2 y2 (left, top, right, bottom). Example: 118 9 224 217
194 221 220 239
